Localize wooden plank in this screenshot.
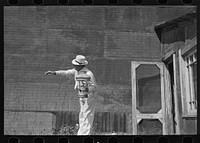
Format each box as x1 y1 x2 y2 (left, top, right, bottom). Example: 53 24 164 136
181 38 197 56
96 112 100 132
109 112 113 132
105 112 109 132
118 112 120 132
102 112 104 133
131 62 137 135
175 53 186 131
68 111 73 125
62 111 65 126
113 112 118 132
136 114 163 119
102 112 105 132
99 112 102 132
123 112 126 132
178 49 187 115
162 50 175 62
173 54 181 134
183 58 192 115
66 111 69 125
164 64 174 134
105 112 108 132
120 113 123 132
159 63 166 135
109 112 111 132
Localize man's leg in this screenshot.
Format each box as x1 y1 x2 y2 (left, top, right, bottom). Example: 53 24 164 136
77 94 96 135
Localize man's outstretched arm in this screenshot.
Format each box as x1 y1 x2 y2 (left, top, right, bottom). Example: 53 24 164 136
45 69 75 76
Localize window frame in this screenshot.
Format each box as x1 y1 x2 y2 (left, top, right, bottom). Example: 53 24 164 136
179 44 197 116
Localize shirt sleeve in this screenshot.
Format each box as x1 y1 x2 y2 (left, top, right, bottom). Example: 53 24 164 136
86 71 97 93
55 69 75 77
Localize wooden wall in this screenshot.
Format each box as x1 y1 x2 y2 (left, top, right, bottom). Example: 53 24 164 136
160 15 197 134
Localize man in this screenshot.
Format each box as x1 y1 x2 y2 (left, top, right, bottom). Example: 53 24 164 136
45 55 97 135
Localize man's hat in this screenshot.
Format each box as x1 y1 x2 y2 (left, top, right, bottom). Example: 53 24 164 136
72 55 88 65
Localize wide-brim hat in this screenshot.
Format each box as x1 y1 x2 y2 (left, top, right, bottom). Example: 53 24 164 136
72 55 88 65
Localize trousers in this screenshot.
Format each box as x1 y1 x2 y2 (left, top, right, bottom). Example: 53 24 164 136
77 92 96 135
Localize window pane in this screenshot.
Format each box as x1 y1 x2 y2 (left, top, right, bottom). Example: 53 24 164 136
194 53 197 61
186 58 190 66
190 55 193 63
136 64 161 113
137 119 162 135
192 62 197 102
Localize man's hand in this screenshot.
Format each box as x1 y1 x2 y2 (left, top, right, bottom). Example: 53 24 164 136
45 71 56 76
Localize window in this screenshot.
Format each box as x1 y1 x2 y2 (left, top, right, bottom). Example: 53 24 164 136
180 48 197 115
185 52 197 112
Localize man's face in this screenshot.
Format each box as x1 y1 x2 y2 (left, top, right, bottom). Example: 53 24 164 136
73 65 84 71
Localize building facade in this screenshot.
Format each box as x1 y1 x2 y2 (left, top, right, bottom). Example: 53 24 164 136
154 10 197 134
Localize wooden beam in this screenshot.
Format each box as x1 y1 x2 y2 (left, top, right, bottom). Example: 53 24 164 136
181 38 197 56
162 50 175 62
136 114 163 119
173 54 181 134
131 62 137 135
159 63 167 135
164 64 174 134
178 49 187 115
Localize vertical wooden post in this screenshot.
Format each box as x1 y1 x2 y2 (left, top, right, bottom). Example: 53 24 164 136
173 53 181 134
131 62 137 135
159 63 166 135
107 112 110 132
163 64 174 134
178 49 187 114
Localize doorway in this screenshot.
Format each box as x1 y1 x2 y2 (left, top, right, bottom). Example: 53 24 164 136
131 61 166 135
165 59 176 133
164 53 180 134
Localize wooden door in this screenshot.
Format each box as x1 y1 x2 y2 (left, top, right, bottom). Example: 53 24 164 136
131 61 168 135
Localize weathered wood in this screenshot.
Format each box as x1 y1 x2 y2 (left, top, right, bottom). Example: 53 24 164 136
123 112 126 132
131 62 137 135
162 50 175 61
181 38 197 56
173 54 181 134
160 63 167 135
104 112 107 132
110 112 112 132
136 114 163 119
113 112 118 132
163 64 174 134
158 11 197 135
108 112 110 132
179 49 188 115
131 61 166 135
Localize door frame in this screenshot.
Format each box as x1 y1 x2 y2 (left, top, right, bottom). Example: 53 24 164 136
131 61 166 135
163 53 181 134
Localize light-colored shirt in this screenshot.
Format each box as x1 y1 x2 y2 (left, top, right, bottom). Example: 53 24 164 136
55 67 97 135
55 67 97 92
